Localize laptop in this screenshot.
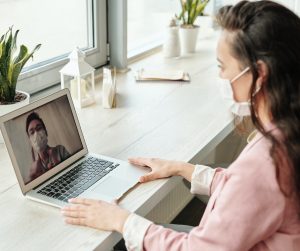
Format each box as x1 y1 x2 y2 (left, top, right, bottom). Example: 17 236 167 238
0 89 148 208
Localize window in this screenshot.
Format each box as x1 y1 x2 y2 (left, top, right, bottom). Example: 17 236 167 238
127 0 181 57
0 0 107 94
275 0 299 14
221 0 299 15
127 0 218 58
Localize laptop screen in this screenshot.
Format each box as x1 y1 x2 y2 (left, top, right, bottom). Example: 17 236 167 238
3 95 83 185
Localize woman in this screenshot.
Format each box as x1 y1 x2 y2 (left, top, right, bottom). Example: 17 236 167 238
26 112 70 182
61 1 300 250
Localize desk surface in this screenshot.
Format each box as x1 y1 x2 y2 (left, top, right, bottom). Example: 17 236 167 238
0 32 234 251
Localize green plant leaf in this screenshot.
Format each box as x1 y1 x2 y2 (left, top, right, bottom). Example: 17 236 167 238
0 41 3 59
3 28 13 78
7 30 20 83
11 29 19 57
191 0 209 25
8 45 28 84
189 0 199 25
186 0 192 10
0 33 5 43
179 0 209 26
0 43 7 79
0 74 13 102
186 0 193 24
179 0 187 25
10 44 41 89
12 44 28 65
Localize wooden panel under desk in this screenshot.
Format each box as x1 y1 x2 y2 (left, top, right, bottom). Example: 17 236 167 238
0 32 235 251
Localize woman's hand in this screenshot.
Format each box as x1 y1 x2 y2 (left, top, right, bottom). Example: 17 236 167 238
128 157 195 183
61 198 130 233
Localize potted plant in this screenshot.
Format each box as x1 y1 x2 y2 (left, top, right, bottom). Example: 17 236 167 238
0 27 41 116
177 0 210 54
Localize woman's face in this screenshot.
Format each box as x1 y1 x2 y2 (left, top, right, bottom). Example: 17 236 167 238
217 31 253 102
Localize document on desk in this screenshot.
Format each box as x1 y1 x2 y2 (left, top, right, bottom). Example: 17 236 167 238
135 68 190 82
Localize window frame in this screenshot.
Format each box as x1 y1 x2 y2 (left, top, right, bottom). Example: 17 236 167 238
17 0 107 95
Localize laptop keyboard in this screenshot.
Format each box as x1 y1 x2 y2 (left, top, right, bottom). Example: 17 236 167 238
36 156 119 202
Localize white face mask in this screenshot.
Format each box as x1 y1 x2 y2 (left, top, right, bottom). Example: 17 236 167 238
219 67 252 117
30 129 48 153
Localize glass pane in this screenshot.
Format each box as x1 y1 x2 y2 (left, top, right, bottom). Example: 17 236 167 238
221 0 297 13
0 0 91 68
274 0 297 13
128 0 181 55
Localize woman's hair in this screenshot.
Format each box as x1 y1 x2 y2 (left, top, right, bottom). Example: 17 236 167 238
26 112 48 136
216 0 300 210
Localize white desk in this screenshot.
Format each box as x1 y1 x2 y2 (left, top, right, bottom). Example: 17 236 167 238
0 32 234 251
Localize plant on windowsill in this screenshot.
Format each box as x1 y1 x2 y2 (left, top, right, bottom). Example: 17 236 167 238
0 27 41 142
177 0 210 54
0 27 41 108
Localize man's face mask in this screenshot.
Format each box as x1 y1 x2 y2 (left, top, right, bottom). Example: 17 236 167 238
30 129 48 153
218 67 252 117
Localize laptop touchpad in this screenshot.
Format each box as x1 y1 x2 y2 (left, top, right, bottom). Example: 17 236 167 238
92 176 131 198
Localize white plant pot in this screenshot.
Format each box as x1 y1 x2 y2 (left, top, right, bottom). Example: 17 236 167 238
0 90 30 143
179 26 199 54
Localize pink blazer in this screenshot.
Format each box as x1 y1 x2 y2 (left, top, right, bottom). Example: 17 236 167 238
142 128 300 250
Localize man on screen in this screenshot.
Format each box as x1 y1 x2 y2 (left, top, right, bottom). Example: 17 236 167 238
26 112 70 182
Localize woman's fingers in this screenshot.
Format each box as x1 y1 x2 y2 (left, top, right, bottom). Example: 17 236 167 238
61 209 86 218
128 157 155 167
61 196 130 232
62 204 85 211
61 204 88 226
61 198 102 221
128 157 147 166
139 172 159 183
68 197 94 205
64 217 86 226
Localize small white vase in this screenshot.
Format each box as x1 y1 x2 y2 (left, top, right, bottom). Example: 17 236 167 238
163 26 180 58
0 90 30 143
179 26 200 54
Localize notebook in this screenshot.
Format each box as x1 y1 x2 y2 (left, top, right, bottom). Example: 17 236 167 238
0 89 148 208
134 68 190 82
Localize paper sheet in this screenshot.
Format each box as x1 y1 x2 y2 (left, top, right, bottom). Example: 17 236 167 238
135 68 190 82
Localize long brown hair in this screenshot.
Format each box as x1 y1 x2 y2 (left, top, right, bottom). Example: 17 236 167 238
216 0 300 208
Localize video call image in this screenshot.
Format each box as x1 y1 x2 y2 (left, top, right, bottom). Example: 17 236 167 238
4 96 83 185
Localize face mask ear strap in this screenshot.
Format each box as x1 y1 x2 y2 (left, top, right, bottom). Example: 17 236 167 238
252 84 261 96
231 66 250 83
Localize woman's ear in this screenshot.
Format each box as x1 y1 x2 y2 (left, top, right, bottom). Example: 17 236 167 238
256 60 269 87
